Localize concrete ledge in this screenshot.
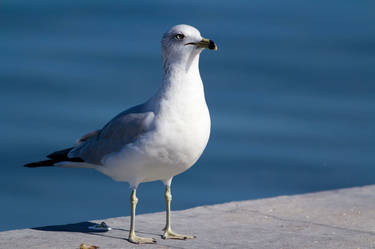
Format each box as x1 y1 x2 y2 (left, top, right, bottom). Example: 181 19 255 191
1 185 375 249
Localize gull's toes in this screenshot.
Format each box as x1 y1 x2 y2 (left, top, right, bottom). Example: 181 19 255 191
162 229 196 240
129 235 157 244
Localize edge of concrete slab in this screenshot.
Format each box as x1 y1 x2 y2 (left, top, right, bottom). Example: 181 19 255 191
1 185 374 249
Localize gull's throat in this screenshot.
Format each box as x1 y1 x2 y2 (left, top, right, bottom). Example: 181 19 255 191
153 51 204 114
163 46 201 73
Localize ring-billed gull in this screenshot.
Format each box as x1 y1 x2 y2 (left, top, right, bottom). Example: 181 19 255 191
25 24 217 244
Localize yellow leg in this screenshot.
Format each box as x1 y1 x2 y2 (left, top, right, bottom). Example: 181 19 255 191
162 185 196 240
128 189 156 244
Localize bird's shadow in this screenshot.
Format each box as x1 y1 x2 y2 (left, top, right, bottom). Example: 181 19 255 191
33 222 105 233
32 221 161 240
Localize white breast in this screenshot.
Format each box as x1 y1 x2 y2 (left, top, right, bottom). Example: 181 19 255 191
153 93 211 171
98 52 211 187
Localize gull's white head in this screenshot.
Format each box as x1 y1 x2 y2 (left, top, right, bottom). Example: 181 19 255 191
161 24 217 71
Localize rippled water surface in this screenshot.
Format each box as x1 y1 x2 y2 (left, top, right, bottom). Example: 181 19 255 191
1 0 374 231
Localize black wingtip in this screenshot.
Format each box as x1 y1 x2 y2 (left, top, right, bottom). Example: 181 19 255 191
24 160 56 168
25 147 84 168
24 157 85 168
47 147 73 160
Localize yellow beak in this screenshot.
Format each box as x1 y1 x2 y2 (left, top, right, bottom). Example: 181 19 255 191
185 38 218 50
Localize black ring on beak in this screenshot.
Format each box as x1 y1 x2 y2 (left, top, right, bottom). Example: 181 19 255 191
208 40 216 50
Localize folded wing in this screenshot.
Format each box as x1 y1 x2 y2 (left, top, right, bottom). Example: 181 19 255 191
68 107 155 165
25 104 155 167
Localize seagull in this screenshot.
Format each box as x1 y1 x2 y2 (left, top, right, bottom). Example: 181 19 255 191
25 24 217 244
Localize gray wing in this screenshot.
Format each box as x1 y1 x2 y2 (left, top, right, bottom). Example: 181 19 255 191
68 104 155 165
76 129 101 145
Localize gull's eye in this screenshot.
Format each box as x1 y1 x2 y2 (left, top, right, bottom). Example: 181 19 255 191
175 34 185 40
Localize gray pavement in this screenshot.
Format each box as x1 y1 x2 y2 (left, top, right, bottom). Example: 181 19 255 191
1 185 375 249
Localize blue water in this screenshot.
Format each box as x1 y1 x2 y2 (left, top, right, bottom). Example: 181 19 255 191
1 0 374 231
